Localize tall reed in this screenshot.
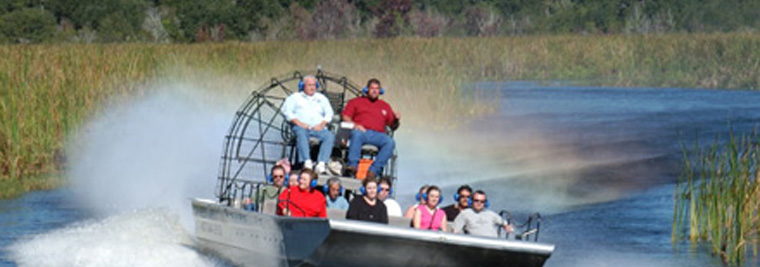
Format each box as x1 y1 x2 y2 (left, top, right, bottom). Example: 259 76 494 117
2 33 760 197
673 130 760 265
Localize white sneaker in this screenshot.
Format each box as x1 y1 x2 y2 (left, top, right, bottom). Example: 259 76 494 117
315 162 327 174
304 160 314 170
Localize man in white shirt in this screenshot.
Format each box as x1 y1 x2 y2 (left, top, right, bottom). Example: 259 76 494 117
453 190 512 238
281 75 335 173
378 177 402 217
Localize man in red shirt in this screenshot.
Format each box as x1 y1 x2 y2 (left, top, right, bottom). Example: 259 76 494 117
277 169 327 218
341 78 400 178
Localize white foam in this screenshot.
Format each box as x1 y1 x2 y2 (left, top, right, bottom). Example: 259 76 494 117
10 82 235 265
8 209 220 267
65 82 232 229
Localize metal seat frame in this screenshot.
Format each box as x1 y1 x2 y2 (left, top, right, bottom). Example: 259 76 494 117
216 70 398 207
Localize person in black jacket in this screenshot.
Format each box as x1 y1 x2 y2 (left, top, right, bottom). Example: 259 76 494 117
442 185 472 222
346 177 388 224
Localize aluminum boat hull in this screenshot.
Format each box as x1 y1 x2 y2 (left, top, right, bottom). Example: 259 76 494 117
192 199 554 267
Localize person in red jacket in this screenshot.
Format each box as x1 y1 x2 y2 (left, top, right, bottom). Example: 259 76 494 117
277 168 327 218
341 78 400 178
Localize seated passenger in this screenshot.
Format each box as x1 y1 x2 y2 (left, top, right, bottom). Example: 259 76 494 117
281 75 335 174
442 185 472 222
346 177 388 224
277 169 327 218
257 165 288 205
413 186 447 231
288 173 299 187
453 190 513 238
378 177 402 217
404 185 429 219
341 78 400 178
325 177 349 210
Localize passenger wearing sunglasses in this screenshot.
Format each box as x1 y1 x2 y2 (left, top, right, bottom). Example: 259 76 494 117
257 165 288 206
452 190 513 237
442 185 472 222
377 177 402 217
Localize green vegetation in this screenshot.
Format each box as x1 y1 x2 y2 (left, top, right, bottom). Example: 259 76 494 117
673 130 760 265
2 34 760 198
0 174 62 199
1 0 760 43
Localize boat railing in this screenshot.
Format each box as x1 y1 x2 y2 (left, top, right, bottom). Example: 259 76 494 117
499 210 542 242
225 179 263 210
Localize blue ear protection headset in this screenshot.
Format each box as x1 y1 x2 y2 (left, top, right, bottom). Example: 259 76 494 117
293 169 318 188
415 185 430 202
468 198 490 209
420 193 443 203
360 186 382 195
267 173 290 184
298 79 321 92
454 192 472 202
453 186 473 202
362 87 385 95
323 184 344 196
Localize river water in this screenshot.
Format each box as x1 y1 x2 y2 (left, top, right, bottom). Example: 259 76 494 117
3 82 760 266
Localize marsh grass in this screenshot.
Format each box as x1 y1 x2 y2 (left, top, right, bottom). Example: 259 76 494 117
0 173 63 198
673 130 760 265
2 34 760 196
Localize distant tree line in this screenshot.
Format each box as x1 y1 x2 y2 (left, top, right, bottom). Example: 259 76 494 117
1 0 758 43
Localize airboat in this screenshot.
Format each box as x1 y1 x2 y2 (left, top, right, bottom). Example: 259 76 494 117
191 69 555 266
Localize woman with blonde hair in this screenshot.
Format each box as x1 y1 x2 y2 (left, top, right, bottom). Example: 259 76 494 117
413 186 447 232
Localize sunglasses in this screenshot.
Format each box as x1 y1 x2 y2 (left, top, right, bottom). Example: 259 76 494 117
380 187 390 192
472 199 487 203
272 175 285 178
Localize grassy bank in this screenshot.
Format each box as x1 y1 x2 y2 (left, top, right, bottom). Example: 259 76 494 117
2 33 760 198
0 174 63 198
673 131 760 265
